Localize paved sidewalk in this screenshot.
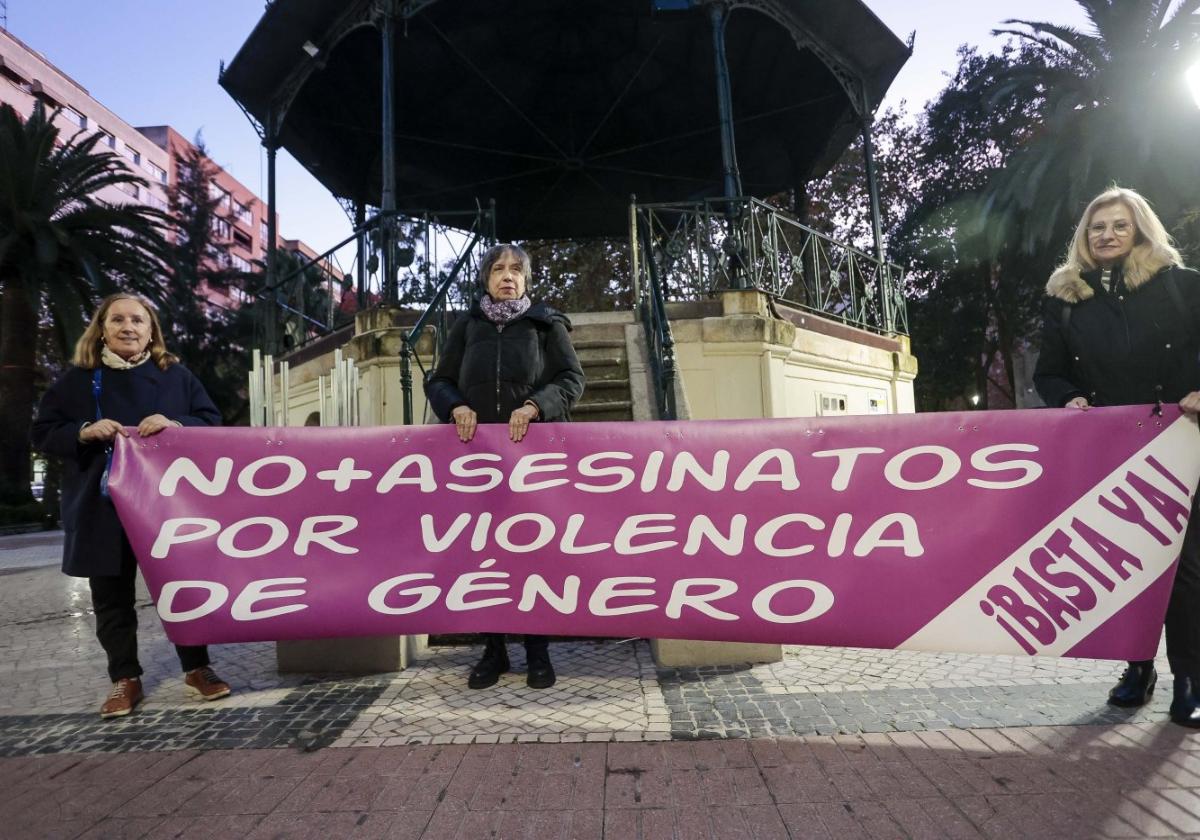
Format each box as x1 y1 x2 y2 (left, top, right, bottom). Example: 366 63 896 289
2 532 1200 837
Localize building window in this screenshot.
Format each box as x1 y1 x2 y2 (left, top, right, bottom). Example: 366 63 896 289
868 393 888 414
122 145 141 166
235 202 253 225
261 221 270 245
97 129 116 149
145 160 167 184
119 182 139 199
816 392 848 417
230 253 252 272
145 193 168 210
232 229 252 248
61 106 87 130
211 217 231 240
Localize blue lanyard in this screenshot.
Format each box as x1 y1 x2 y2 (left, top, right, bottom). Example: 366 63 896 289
91 369 113 498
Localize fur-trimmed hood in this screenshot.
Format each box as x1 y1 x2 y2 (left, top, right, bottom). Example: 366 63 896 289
1046 244 1177 303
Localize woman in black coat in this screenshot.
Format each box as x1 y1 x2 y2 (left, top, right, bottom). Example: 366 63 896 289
426 243 585 689
1034 187 1200 727
32 293 233 718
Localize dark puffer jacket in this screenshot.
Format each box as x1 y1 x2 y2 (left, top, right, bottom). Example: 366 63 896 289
1034 261 1200 408
426 300 585 424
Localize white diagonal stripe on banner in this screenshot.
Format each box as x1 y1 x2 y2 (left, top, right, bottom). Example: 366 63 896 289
901 415 1200 657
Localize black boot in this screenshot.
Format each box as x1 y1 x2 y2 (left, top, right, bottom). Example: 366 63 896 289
525 639 555 689
1170 676 1200 728
468 635 509 689
1108 660 1156 708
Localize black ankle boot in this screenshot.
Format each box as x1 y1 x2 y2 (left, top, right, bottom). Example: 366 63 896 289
468 636 510 689
1170 676 1200 728
1108 660 1156 707
525 645 555 689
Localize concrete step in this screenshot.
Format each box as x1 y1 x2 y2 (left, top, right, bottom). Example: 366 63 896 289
583 377 630 393
574 402 635 421
581 363 629 382
569 321 628 343
577 345 628 366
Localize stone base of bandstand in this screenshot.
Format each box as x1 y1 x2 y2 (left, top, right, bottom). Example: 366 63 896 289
650 638 782 667
276 634 429 674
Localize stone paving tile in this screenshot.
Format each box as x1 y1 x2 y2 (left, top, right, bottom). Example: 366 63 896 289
0 678 389 756
655 658 1182 739
0 727 1198 838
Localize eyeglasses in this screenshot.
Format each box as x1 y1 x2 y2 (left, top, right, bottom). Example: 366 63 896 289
1087 221 1134 237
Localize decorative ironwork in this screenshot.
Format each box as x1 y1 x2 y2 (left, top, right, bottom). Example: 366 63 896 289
632 196 908 336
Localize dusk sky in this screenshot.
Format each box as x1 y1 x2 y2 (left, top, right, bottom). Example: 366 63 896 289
7 1 1091 260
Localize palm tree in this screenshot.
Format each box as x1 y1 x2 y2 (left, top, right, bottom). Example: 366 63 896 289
0 102 167 504
984 0 1200 250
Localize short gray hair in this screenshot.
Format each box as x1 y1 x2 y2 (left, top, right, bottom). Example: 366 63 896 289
477 243 532 288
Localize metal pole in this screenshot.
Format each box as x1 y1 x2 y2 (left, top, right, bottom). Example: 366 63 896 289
860 117 885 265
860 116 892 332
355 200 367 311
400 338 414 425
380 3 398 303
265 107 280 353
709 3 742 200
628 194 641 307
709 3 746 290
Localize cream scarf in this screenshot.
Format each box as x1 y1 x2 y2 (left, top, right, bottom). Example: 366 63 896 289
101 345 151 370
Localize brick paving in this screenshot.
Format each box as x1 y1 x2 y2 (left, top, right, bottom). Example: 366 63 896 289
3 532 1200 837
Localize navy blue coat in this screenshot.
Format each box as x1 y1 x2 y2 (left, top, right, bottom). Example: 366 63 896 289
32 362 220 577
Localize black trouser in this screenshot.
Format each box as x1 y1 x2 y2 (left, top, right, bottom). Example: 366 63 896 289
88 535 210 681
1163 495 1200 678
483 633 549 655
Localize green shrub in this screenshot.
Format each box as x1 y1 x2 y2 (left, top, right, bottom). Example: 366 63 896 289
0 502 49 528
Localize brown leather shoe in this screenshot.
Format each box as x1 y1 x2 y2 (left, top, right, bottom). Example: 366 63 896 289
100 677 143 719
184 666 231 701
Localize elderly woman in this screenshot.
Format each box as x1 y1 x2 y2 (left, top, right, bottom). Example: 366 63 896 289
32 294 232 718
1034 186 1200 727
427 243 585 689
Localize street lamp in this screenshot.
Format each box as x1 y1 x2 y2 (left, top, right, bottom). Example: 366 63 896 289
1188 59 1200 111
969 394 981 408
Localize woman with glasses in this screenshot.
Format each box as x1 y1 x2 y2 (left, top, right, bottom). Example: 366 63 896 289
1035 186 1200 726
32 294 232 718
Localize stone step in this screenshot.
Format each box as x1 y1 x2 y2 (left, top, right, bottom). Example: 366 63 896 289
577 345 628 366
583 377 630 393
572 338 626 350
581 363 629 382
574 406 635 422
569 321 628 343
574 399 633 415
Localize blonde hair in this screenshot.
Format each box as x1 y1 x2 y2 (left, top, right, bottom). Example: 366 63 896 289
73 293 178 370
1058 186 1182 280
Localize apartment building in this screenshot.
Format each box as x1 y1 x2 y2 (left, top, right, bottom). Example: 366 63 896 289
0 27 343 313
0 27 171 214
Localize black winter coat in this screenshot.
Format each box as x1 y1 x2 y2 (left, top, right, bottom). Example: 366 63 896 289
426 300 585 424
1034 264 1200 408
32 363 221 577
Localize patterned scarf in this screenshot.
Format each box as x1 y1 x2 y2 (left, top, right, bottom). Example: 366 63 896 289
101 345 151 370
480 294 531 329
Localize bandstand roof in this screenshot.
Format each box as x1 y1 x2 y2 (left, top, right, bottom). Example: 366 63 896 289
220 0 909 240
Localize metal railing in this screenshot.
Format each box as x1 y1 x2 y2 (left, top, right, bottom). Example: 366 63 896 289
631 196 908 336
398 210 495 424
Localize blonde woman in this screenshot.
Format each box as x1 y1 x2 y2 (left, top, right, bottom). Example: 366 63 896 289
32 293 232 718
1034 187 1200 726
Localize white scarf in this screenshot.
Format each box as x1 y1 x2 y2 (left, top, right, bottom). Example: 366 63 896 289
101 345 151 370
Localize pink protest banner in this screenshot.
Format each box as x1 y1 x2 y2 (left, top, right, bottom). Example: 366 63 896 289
107 406 1200 660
